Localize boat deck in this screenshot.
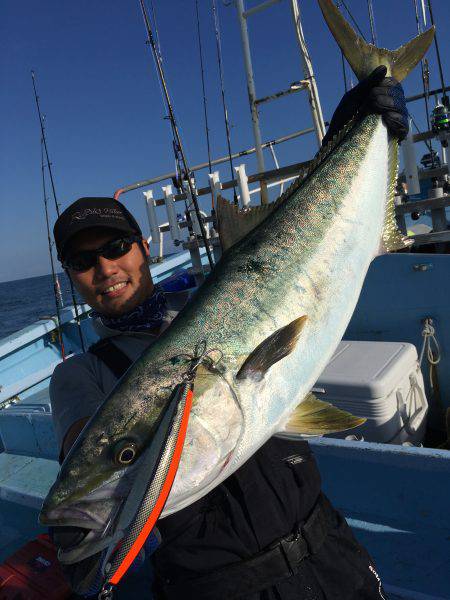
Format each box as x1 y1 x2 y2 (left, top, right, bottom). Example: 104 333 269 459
1 252 449 599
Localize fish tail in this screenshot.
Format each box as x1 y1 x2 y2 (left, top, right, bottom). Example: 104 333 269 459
317 0 434 82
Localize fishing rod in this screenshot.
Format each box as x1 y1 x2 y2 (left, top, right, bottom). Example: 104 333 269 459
426 0 448 108
412 0 435 163
40 141 66 361
366 0 377 46
338 0 366 41
146 0 186 199
138 0 214 270
340 51 348 92
211 0 238 205
195 0 213 202
31 71 86 352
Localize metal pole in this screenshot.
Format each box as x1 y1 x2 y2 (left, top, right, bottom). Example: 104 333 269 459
114 126 314 198
236 0 269 204
290 0 326 147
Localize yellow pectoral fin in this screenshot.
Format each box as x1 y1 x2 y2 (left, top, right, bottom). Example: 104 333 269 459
285 393 366 435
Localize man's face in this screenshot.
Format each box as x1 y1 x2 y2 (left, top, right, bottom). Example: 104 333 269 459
66 228 154 317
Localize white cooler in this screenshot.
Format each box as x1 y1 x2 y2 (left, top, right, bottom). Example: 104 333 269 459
313 340 428 445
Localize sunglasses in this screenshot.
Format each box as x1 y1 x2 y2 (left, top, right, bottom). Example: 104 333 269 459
62 235 142 272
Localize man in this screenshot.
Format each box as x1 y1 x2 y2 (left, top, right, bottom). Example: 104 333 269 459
50 69 408 599
51 199 192 463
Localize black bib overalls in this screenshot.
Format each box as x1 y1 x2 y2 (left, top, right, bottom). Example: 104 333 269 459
152 437 386 600
89 339 387 600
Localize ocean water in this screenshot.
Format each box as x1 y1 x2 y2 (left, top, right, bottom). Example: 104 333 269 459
0 273 83 341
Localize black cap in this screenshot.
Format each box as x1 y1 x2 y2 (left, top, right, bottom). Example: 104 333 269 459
54 197 142 260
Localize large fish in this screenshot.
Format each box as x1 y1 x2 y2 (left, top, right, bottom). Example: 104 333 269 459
40 0 434 567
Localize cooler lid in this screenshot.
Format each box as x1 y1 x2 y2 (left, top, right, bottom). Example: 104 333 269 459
314 340 419 399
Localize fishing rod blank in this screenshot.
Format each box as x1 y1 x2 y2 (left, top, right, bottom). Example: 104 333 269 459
426 0 448 107
413 0 435 162
31 71 86 352
211 0 238 205
195 0 213 179
138 0 214 270
40 141 66 361
366 0 377 45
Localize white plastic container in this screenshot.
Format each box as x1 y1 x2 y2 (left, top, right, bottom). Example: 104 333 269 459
312 340 428 445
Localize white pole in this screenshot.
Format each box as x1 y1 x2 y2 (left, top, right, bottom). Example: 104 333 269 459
209 170 222 208
290 0 326 147
401 119 420 196
143 190 161 248
235 163 251 207
236 0 269 204
162 185 181 242
268 143 284 195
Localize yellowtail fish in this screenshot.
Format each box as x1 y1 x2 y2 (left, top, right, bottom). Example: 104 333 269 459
40 0 434 566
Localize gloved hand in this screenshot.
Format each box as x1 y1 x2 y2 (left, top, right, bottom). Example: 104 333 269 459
322 65 409 146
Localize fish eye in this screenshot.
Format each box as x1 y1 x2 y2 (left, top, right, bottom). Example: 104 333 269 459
114 441 138 465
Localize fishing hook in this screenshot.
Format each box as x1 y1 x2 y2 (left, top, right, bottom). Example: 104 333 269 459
175 341 224 381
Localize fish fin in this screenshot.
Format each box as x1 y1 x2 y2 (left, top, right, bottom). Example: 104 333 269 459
285 392 366 435
236 316 307 381
317 0 434 81
216 196 280 252
379 140 414 253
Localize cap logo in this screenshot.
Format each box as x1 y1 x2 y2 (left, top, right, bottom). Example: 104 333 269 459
70 207 126 223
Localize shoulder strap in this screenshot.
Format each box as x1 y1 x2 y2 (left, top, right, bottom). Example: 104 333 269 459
89 338 133 379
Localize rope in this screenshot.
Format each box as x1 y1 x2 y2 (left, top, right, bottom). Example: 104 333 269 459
419 317 441 367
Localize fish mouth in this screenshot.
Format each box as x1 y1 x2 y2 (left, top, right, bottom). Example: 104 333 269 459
40 503 109 530
42 500 124 564
40 466 138 564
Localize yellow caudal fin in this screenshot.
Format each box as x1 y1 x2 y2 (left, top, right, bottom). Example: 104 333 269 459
317 0 434 81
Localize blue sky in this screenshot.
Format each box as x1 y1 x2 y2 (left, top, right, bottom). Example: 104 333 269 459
0 0 448 282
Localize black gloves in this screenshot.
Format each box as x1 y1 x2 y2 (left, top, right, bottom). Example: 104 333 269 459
322 65 409 146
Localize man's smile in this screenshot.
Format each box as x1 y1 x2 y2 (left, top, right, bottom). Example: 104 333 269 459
101 280 130 297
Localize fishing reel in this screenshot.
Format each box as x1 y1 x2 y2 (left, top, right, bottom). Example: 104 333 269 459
431 101 450 147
